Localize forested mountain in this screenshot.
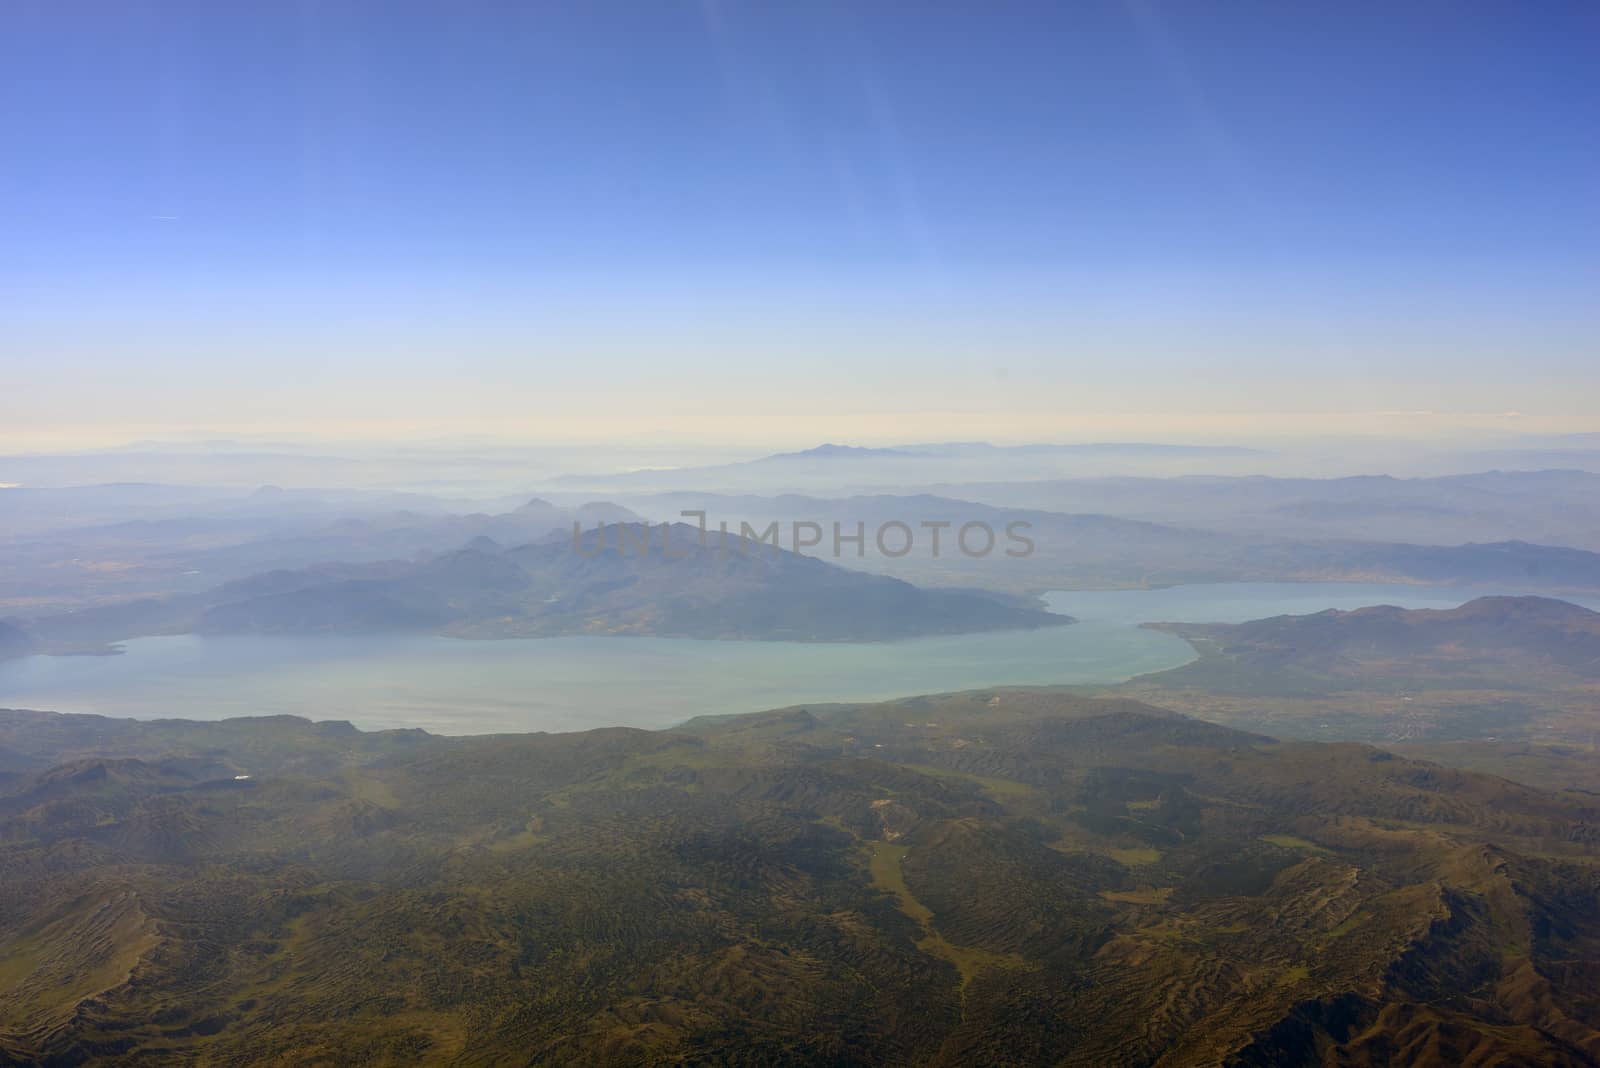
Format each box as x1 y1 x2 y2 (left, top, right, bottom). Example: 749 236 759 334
3 693 1599 1065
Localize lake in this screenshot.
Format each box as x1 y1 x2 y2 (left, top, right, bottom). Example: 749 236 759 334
2 582 1595 735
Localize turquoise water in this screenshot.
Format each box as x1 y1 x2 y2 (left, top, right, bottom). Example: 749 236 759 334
2 583 1594 735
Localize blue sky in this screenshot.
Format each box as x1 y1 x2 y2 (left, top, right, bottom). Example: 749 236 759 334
4 1 1598 445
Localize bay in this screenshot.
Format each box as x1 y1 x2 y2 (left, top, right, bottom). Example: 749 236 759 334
2 582 1592 734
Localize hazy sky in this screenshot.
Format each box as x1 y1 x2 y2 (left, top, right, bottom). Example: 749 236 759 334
5 1 1598 447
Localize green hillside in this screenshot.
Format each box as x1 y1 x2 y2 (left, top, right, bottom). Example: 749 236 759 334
3 692 1599 1065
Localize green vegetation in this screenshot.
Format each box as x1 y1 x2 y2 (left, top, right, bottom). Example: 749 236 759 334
1105 846 1163 866
868 842 1029 993
3 690 1600 1065
1260 834 1332 854
1139 596 1600 697
1113 597 1600 800
892 763 1037 801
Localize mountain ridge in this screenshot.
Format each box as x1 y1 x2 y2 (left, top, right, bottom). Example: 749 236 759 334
7 522 1069 649
1141 595 1600 696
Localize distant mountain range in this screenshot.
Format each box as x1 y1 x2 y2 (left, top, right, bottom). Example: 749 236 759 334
11 479 1600 634
759 441 1262 462
545 440 1272 492
919 469 1600 550
13 490 1600 653
0 494 646 614
7 523 1068 651
605 490 1600 595
762 443 914 460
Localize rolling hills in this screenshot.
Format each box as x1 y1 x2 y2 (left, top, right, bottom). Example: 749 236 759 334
3 692 1600 1065
1105 597 1600 791
1142 595 1600 696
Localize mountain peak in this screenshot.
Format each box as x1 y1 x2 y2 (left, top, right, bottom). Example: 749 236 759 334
761 443 909 461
